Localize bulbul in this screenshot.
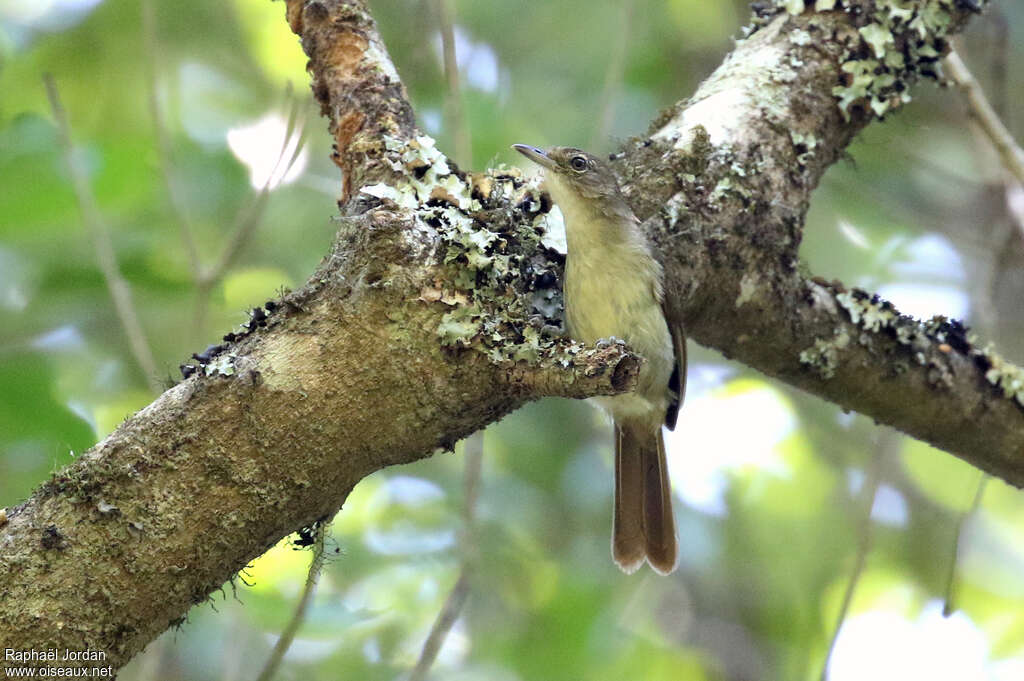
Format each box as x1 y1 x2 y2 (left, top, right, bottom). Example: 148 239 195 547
513 144 686 575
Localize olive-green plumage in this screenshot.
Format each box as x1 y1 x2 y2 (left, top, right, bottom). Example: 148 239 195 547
513 144 686 575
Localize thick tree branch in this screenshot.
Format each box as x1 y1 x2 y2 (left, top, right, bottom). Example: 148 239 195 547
613 1 1024 484
1 0 1016 672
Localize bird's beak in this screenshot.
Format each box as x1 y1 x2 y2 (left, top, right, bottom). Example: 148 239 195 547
512 143 555 170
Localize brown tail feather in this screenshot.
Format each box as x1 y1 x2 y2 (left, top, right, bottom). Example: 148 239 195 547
613 424 646 573
613 422 678 575
643 428 677 574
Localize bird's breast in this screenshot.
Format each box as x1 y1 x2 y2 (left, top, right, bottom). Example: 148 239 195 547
563 245 674 420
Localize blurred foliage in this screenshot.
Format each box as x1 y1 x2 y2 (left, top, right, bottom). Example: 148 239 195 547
2 0 1024 679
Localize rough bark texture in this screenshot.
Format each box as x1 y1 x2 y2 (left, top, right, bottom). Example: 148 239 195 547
1 0 1018 671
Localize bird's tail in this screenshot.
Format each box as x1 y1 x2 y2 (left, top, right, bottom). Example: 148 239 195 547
613 421 677 575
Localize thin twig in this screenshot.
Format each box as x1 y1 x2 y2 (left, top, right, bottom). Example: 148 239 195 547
408 571 471 681
254 522 328 681
939 39 1006 620
987 6 1009 124
942 473 988 617
141 0 203 283
192 92 308 333
944 49 1024 188
820 431 895 681
462 431 483 528
45 75 162 394
200 97 307 288
591 0 635 148
408 431 484 681
144 0 308 338
433 0 471 167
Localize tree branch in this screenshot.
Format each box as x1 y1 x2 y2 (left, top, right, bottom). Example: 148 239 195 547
615 1 1024 484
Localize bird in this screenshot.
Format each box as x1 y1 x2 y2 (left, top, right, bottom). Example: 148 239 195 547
512 143 686 574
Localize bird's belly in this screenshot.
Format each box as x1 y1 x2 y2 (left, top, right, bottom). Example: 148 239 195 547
565 264 674 422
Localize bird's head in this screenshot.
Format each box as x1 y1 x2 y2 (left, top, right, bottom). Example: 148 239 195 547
512 144 631 221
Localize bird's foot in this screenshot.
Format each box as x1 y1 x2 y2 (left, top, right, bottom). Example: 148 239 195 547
595 336 626 349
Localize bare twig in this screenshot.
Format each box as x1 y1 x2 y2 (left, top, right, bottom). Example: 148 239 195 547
820 431 895 681
987 6 1009 124
201 88 308 288
141 0 203 283
408 571 471 681
942 473 988 617
408 431 484 681
940 36 1007 620
591 0 635 148
192 92 308 333
946 42 1024 250
944 49 1024 189
146 0 309 339
254 522 328 681
434 0 471 166
462 431 483 528
44 75 162 394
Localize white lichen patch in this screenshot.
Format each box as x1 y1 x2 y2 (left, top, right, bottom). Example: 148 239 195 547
859 23 895 59
370 134 478 212
362 138 505 293
662 193 689 224
980 348 1024 407
357 135 569 367
790 130 818 167
361 183 419 210
828 284 1024 408
836 291 897 331
828 0 962 121
204 354 236 377
364 42 401 84
653 88 751 149
736 272 761 308
790 28 813 46
799 330 850 379
807 281 838 315
538 208 567 254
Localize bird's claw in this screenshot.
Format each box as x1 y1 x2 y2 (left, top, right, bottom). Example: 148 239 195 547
595 336 626 349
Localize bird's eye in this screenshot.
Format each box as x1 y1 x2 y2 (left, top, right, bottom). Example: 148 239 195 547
569 156 588 172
